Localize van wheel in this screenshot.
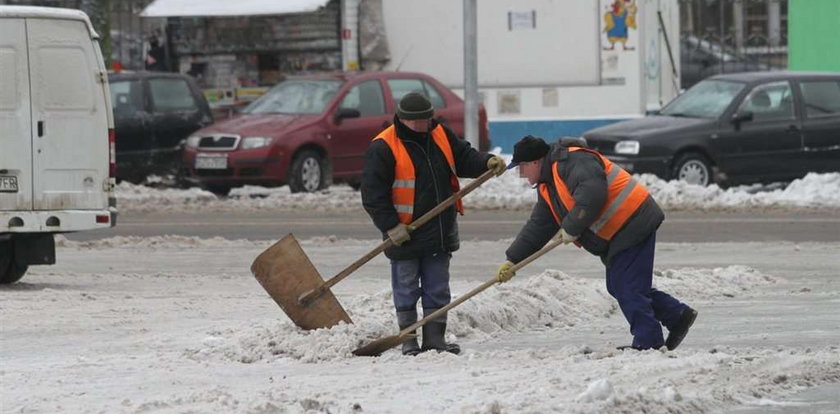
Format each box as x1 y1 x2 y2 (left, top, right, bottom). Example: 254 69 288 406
0 240 28 284
672 152 712 186
289 150 327 193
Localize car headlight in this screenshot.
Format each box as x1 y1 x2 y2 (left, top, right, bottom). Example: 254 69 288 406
615 140 640 155
241 136 271 150
185 136 201 148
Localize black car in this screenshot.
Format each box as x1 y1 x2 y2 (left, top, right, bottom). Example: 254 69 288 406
583 72 840 186
108 72 213 183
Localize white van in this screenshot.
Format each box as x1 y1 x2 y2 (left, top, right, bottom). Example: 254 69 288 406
0 6 116 284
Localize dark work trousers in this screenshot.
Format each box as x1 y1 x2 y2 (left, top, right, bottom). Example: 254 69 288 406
606 232 687 349
390 252 452 323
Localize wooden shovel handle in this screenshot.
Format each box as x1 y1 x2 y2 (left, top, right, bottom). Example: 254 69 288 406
299 169 497 305
408 169 496 229
398 236 566 336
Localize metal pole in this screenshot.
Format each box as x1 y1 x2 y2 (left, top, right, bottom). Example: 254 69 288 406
768 0 781 48
719 0 725 74
463 0 479 149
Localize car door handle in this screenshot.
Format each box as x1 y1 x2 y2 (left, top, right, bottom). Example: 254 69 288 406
787 125 800 133
381 121 391 128
37 121 44 137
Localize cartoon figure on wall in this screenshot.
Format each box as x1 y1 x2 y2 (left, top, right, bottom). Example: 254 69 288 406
604 0 638 51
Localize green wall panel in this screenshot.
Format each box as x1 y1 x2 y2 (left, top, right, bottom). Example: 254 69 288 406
788 0 840 72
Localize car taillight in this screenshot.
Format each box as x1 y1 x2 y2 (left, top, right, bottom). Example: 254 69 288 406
109 128 116 178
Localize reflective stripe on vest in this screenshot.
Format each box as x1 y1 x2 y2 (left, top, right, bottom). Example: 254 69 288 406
373 124 463 224
538 147 650 240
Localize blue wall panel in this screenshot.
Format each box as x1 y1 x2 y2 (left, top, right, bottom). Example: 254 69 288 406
489 118 628 153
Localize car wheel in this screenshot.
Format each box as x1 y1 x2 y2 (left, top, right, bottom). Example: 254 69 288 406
672 152 712 186
289 150 327 193
0 240 28 284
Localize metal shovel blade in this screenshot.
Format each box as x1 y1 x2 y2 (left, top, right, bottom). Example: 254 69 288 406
251 234 352 330
352 333 417 357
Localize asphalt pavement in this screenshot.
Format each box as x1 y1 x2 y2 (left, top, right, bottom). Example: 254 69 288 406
68 209 840 243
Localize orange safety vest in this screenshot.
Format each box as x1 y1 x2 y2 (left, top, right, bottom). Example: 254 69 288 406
538 147 649 241
373 124 463 224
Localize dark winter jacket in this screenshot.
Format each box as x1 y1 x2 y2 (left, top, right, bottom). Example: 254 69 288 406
362 117 492 260
505 143 664 267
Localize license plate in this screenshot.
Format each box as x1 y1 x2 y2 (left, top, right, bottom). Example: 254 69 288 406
0 175 18 192
195 154 228 170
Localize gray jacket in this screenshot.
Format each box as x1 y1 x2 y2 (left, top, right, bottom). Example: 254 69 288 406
505 143 664 267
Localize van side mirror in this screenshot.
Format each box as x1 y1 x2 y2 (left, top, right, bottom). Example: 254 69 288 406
731 110 754 127
335 107 361 121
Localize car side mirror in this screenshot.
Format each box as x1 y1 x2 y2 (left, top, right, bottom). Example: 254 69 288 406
731 111 754 126
335 107 361 121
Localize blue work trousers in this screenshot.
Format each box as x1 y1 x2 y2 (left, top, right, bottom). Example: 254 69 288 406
606 233 687 349
391 252 452 322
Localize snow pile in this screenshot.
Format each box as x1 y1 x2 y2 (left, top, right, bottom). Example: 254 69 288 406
576 379 615 403
183 320 390 364
653 265 780 299
115 172 840 212
183 290 395 363
461 167 535 210
448 270 616 337
115 181 217 208
187 265 777 363
639 172 840 211
115 181 362 213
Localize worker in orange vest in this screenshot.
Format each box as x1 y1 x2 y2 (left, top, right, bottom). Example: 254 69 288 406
361 92 506 356
496 135 697 351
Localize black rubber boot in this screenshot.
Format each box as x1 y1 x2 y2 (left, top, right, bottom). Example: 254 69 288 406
421 322 460 355
397 310 421 356
665 306 698 351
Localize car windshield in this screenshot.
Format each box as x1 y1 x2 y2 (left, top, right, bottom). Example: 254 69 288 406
661 80 745 118
243 80 342 115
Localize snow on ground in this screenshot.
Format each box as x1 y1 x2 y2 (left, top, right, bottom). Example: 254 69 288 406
2 237 839 413
116 172 840 213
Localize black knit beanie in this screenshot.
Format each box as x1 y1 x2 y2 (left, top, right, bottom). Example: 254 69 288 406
396 92 434 120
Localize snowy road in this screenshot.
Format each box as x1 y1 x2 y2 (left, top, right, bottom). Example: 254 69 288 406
3 173 840 412
2 237 838 413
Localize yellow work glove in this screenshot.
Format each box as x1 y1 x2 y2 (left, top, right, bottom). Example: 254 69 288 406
486 155 506 177
387 223 415 246
558 228 579 244
496 260 516 283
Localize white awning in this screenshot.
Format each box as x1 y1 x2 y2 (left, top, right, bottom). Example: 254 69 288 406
140 0 330 17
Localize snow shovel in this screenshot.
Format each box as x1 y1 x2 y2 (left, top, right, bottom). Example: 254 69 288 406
352 236 567 357
251 169 496 331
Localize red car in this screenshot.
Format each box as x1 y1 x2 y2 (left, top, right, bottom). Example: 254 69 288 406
183 71 489 194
